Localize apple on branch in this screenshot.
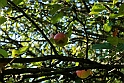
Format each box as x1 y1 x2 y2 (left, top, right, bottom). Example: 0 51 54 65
53 32 68 47
76 69 92 79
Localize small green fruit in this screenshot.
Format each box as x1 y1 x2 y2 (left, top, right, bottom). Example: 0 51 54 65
54 33 68 47
76 69 92 79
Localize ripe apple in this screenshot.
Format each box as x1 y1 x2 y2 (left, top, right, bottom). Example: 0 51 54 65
54 33 68 47
76 69 92 79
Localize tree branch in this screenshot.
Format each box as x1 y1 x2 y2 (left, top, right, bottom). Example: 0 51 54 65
7 0 58 55
0 55 99 65
3 65 124 75
0 55 123 70
83 1 90 13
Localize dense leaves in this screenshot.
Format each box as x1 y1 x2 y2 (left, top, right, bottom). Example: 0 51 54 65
0 0 7 7
0 0 124 83
0 16 7 25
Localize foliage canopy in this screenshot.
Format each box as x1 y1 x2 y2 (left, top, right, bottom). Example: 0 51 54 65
0 0 124 83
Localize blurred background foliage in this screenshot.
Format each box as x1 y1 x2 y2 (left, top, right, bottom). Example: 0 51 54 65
0 0 124 83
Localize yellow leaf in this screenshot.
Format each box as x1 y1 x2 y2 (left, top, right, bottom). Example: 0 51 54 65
12 49 20 57
19 46 28 54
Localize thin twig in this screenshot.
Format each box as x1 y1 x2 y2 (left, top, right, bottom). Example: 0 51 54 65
83 1 90 13
7 0 58 55
74 17 89 59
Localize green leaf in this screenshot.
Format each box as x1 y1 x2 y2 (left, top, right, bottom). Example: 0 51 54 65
66 0 70 2
66 27 72 37
13 0 24 5
75 78 82 83
103 23 112 32
19 46 28 54
110 4 124 18
12 46 28 57
89 3 105 15
21 41 29 46
11 63 25 68
109 51 116 56
118 38 124 43
50 4 62 15
117 43 124 51
50 38 55 44
109 13 120 18
44 80 51 83
110 13 124 18
0 48 8 57
12 49 20 57
119 3 124 14
91 3 105 11
89 11 99 15
6 8 12 15
66 22 73 37
92 43 113 49
107 37 118 45
51 12 63 24
75 62 79 66
71 46 76 55
0 0 7 7
31 62 42 66
0 16 7 25
52 0 58 3
113 0 118 5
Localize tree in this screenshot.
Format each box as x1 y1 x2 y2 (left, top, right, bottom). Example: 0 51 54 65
0 0 124 83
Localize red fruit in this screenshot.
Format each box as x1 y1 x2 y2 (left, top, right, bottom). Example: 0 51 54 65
113 28 118 37
54 33 68 47
76 69 92 79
